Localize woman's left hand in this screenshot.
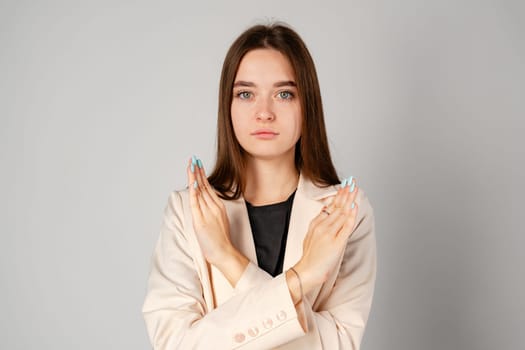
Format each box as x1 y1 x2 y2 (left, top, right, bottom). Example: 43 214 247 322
187 156 235 266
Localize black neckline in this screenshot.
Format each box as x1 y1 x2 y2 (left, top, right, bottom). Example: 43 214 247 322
245 189 297 209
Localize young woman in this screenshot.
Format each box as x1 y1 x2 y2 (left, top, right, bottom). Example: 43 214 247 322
142 23 377 349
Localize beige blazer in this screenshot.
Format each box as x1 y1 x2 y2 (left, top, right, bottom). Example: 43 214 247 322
142 173 377 349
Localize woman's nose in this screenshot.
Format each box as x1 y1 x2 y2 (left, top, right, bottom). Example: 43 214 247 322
255 97 275 121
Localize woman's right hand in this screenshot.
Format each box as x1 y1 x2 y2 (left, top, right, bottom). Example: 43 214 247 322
186 156 249 286
293 178 359 295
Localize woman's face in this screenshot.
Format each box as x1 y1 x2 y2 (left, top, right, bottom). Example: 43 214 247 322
231 48 302 162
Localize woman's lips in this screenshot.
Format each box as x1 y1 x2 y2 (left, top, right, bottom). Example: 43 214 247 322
251 129 279 140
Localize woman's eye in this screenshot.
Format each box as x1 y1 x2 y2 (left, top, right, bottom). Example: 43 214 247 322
237 91 252 99
278 91 294 99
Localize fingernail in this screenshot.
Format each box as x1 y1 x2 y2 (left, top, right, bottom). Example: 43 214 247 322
350 181 355 193
193 180 198 189
192 155 197 165
197 159 203 169
191 163 195 173
351 202 355 209
347 176 354 187
340 178 348 187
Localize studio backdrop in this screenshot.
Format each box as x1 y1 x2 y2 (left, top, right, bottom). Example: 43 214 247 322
1 0 523 349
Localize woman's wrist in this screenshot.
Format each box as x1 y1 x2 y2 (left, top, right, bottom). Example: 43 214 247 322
287 267 305 305
286 264 316 303
213 245 249 287
285 268 303 305
291 262 322 296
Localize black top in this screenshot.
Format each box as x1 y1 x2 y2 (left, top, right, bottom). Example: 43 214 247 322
245 190 296 277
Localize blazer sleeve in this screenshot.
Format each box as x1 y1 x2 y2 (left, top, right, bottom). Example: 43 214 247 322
231 190 377 349
142 191 307 350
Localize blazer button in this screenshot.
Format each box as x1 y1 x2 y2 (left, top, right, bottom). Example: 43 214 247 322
276 310 287 321
248 327 259 337
262 318 274 329
233 333 245 343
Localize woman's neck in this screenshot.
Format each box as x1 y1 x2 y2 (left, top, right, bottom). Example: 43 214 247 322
243 157 299 206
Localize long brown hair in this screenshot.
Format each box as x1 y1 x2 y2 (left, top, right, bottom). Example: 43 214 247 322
208 23 340 199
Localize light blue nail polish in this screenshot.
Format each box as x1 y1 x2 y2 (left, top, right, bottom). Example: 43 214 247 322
193 180 198 189
191 163 195 173
341 178 347 187
350 181 355 193
347 176 354 187
197 159 203 169
351 202 355 209
192 155 197 165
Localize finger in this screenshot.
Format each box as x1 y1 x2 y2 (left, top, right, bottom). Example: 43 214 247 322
325 200 352 235
196 172 216 213
195 160 223 209
192 159 209 204
310 207 328 229
193 160 223 217
187 158 204 221
347 177 358 199
331 185 349 209
313 185 349 229
339 184 358 225
312 179 352 226
311 203 336 227
323 184 358 235
188 157 197 187
324 188 349 217
315 198 349 236
337 201 359 241
335 180 358 216
347 185 359 219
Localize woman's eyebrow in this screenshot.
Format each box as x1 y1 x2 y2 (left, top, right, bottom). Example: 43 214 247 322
273 80 297 88
233 81 255 87
233 80 297 88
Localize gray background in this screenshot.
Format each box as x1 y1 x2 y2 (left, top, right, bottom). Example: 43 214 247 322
1 0 523 349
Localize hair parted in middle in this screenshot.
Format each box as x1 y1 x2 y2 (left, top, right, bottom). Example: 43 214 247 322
207 22 340 200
